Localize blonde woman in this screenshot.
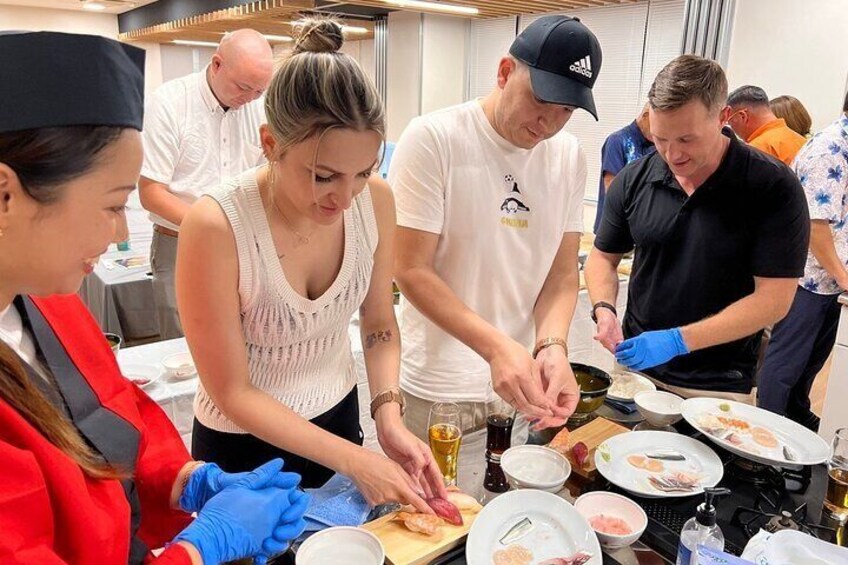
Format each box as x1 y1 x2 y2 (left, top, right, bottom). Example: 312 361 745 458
177 19 446 513
770 95 813 138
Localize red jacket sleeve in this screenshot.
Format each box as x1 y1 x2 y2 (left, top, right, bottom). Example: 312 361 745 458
132 384 193 549
146 544 193 565
0 442 68 564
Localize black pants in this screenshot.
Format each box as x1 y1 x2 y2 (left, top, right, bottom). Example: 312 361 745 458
758 287 839 430
192 387 363 488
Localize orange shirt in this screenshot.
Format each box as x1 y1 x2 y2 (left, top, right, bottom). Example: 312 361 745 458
747 118 807 165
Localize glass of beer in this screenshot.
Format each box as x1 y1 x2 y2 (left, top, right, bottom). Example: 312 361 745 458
428 402 462 486
826 428 848 519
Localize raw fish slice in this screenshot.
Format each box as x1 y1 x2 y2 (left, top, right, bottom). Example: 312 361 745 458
427 496 463 525
393 511 443 536
446 491 482 513
492 544 534 565
548 427 571 455
751 426 779 448
538 551 594 565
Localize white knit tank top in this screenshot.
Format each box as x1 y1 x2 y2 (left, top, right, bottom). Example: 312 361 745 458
193 168 378 433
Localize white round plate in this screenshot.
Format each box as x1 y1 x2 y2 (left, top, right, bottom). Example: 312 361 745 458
681 398 831 466
594 431 723 499
465 490 601 565
607 372 656 402
121 363 160 389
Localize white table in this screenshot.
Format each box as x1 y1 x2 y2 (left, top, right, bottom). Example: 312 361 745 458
117 318 379 452
80 196 159 341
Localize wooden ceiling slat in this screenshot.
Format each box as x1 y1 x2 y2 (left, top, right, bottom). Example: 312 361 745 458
119 0 645 44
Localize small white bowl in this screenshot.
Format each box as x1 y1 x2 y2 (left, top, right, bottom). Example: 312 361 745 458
634 390 683 428
161 352 197 380
500 445 571 493
296 526 385 565
574 491 647 548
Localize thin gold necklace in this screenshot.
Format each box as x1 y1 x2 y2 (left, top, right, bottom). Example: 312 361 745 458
272 195 312 247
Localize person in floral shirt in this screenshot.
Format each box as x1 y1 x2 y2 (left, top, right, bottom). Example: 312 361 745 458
758 91 848 430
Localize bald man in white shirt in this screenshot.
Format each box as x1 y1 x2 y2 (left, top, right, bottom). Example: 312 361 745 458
140 29 272 338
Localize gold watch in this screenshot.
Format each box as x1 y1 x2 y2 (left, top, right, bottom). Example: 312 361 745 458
370 389 405 419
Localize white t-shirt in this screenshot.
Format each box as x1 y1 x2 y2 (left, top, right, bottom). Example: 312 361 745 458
141 66 267 231
389 100 586 402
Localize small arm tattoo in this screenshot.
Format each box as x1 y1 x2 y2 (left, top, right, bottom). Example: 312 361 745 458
365 329 393 349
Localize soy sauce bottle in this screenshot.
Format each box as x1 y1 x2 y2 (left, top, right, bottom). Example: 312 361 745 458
483 413 514 493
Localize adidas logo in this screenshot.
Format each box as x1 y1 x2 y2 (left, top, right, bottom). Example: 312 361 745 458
569 56 593 78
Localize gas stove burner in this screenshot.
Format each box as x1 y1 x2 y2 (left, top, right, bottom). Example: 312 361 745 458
765 510 802 533
724 456 812 493
731 490 835 542
727 457 784 489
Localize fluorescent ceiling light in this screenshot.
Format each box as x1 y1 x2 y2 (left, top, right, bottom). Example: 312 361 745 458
172 40 219 47
82 1 107 11
264 34 293 42
384 0 479 15
342 26 369 34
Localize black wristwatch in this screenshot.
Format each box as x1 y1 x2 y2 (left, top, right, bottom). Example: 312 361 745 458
591 301 617 323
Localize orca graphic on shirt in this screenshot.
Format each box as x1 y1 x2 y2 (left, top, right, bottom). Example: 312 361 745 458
500 174 530 228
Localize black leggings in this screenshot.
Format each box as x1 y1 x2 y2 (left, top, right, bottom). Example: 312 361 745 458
191 387 363 488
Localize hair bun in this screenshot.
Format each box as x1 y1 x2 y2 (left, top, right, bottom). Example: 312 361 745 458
293 18 344 54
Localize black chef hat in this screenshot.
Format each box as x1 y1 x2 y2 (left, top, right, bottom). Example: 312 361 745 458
0 31 145 134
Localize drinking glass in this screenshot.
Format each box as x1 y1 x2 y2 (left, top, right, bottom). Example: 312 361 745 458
428 402 462 486
825 428 848 519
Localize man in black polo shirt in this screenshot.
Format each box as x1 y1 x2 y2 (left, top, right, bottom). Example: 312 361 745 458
585 55 809 399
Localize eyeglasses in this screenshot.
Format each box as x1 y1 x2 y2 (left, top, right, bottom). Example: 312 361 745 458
724 108 746 126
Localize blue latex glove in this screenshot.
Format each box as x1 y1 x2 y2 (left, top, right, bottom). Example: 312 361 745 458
255 489 311 565
615 328 689 371
180 461 301 513
173 459 298 565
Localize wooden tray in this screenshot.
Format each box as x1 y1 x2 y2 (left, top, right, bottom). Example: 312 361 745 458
558 417 630 479
362 508 478 565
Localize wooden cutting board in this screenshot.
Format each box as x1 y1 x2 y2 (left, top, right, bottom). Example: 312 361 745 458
362 508 478 565
558 417 630 479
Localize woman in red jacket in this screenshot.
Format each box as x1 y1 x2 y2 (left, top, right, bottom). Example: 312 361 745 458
0 32 307 564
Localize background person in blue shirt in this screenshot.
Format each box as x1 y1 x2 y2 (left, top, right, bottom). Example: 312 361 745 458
593 104 654 233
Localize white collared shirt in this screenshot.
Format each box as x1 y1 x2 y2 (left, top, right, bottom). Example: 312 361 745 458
141 66 267 230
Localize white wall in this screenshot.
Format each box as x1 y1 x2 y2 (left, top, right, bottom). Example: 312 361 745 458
0 4 117 36
725 0 848 132
421 14 468 115
386 11 422 141
159 44 216 83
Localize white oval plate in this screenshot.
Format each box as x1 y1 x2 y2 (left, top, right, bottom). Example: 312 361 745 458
465 490 601 565
594 431 723 499
607 372 656 402
681 398 831 466
121 363 161 390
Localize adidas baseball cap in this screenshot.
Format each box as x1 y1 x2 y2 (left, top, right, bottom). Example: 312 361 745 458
509 15 602 120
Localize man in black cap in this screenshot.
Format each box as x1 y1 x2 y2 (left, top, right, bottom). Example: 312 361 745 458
389 15 602 492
